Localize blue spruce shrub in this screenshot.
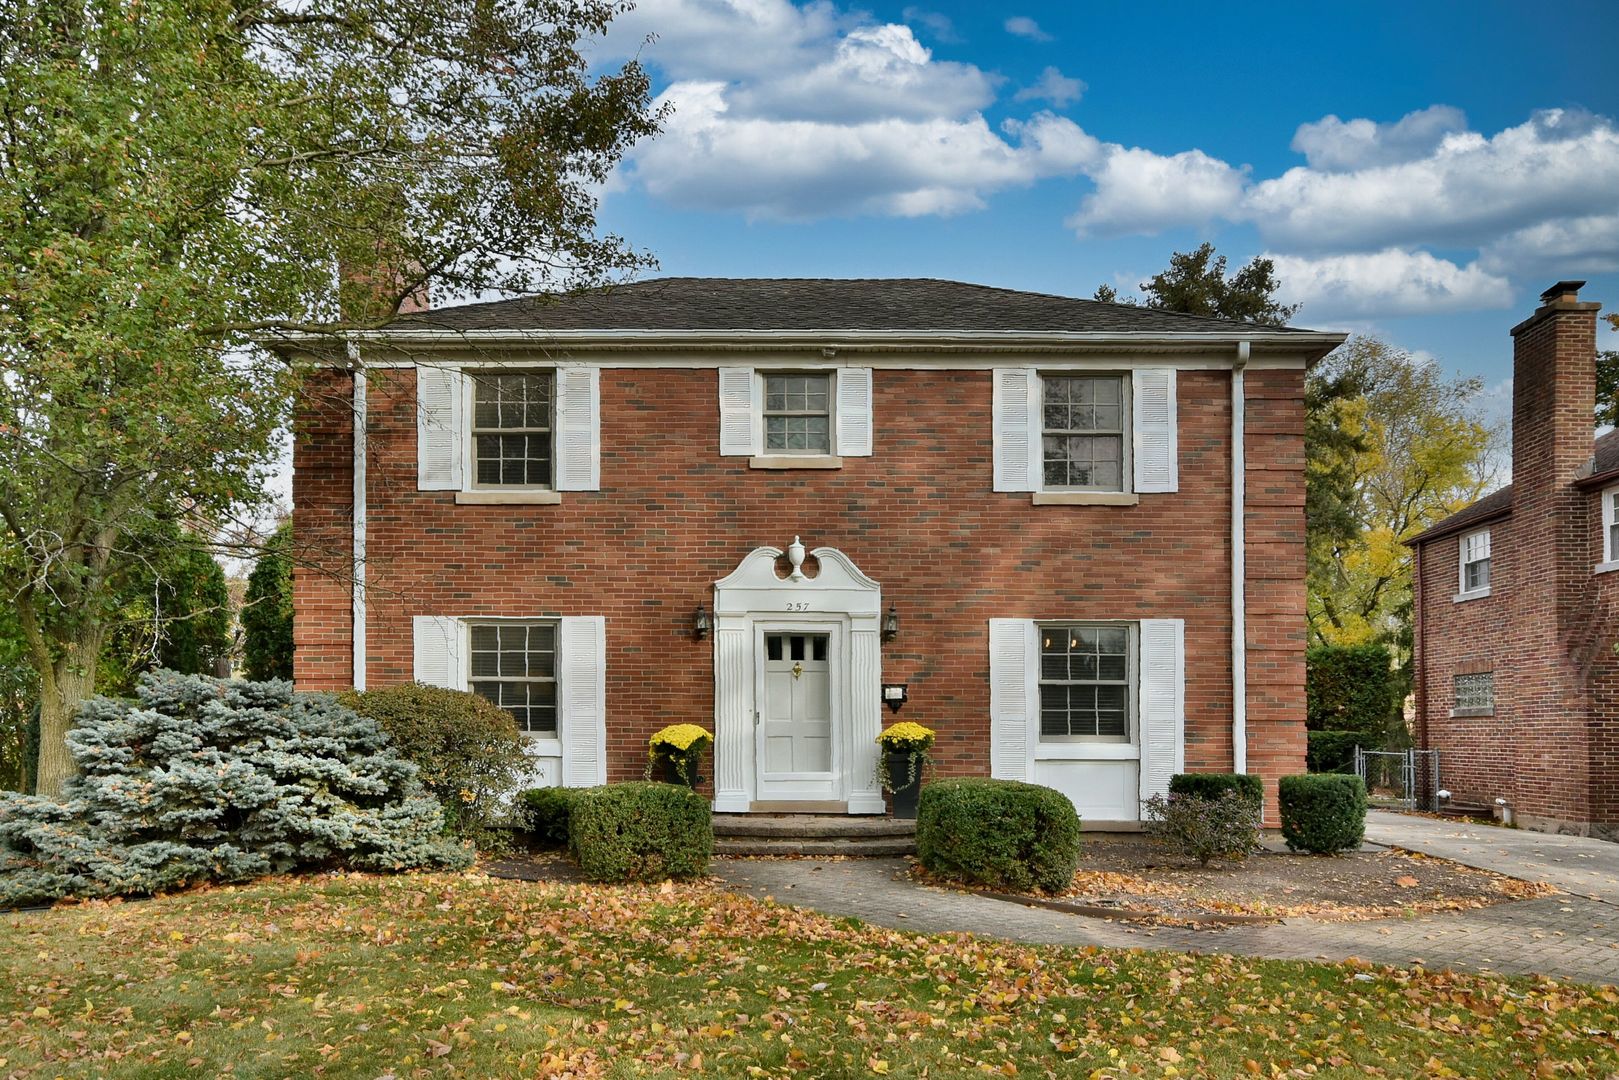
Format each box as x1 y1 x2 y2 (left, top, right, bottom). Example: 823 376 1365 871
0 671 470 906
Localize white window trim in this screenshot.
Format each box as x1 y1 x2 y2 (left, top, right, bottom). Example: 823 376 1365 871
1455 527 1493 601
465 617 561 744
758 370 837 458
1034 620 1139 746
1599 487 1619 574
1037 372 1133 495
465 368 557 493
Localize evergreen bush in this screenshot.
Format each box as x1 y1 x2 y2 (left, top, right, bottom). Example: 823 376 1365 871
915 778 1081 892
1306 730 1363 774
1168 772 1264 811
1278 774 1368 854
521 786 578 848
338 683 531 847
1305 643 1396 739
567 782 712 882
0 671 469 907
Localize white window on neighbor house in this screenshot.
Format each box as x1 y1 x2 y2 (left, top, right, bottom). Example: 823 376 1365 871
415 364 599 496
1452 671 1494 715
412 615 606 788
1601 487 1619 569
1457 528 1492 598
1037 623 1135 742
716 366 874 463
993 367 1177 498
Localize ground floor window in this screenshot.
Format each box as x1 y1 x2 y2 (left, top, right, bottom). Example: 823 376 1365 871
1038 623 1134 741
1452 671 1494 714
469 622 557 734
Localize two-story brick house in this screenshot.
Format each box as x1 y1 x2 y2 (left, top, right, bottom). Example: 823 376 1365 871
288 278 1342 823
1410 281 1617 840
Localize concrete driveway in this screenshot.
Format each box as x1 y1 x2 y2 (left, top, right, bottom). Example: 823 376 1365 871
1365 810 1619 904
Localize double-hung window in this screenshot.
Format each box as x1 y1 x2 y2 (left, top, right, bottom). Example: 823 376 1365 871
1041 375 1128 491
1458 528 1492 598
763 373 832 454
1602 487 1619 569
469 622 557 735
471 371 554 488
1038 623 1134 742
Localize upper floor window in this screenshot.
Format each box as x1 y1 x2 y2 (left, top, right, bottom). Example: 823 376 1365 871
1603 487 1619 568
471 371 554 487
469 621 557 735
1041 375 1128 491
1038 623 1134 742
763 373 832 454
1458 528 1492 598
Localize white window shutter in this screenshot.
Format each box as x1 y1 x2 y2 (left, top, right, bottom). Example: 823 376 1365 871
1132 369 1178 493
416 366 465 490
412 616 465 691
554 366 600 491
558 616 607 788
717 367 759 456
1137 618 1185 804
988 619 1039 781
834 368 874 456
992 368 1040 492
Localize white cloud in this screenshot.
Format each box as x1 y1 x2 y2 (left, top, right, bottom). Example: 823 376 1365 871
1481 213 1619 275
901 6 958 42
1290 105 1469 172
1003 15 1052 41
1013 66 1085 108
1067 147 1247 236
1268 249 1513 319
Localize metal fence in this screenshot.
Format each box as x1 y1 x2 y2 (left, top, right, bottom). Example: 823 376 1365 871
1354 747 1441 811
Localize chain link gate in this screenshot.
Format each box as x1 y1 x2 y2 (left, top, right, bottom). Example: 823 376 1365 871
1353 747 1441 811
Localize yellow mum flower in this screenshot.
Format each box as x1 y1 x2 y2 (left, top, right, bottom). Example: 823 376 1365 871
649 724 714 752
877 722 935 748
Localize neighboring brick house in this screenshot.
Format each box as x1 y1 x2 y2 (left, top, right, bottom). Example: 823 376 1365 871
1410 281 1617 840
286 278 1342 823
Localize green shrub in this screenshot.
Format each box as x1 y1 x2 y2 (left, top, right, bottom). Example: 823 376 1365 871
242 521 294 681
339 683 532 848
1278 774 1367 854
1306 730 1364 774
1168 772 1263 811
915 778 1080 892
1143 791 1262 866
568 782 712 882
522 787 578 848
0 671 469 906
1306 643 1396 738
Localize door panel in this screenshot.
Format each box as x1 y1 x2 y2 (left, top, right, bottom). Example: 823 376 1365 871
759 633 833 783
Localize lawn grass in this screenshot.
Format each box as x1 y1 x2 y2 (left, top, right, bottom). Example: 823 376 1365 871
1 871 1615 1078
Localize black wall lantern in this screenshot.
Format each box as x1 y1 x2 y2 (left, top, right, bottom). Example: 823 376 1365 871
882 683 908 713
692 605 711 640
881 604 900 641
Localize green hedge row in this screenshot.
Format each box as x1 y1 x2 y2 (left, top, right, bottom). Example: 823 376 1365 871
1305 642 1396 739
1306 730 1364 774
1168 772 1263 809
566 782 712 882
915 778 1081 892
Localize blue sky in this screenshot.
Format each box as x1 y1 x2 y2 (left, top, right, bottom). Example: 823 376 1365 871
587 0 1619 407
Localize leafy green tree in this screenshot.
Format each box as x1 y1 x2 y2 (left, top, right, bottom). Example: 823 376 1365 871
99 526 233 696
242 522 294 682
1597 350 1619 428
1 0 660 795
1095 242 1300 326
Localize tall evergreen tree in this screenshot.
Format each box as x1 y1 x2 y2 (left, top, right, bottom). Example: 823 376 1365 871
242 522 294 682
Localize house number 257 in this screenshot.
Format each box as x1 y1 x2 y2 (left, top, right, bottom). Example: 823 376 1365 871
785 602 811 612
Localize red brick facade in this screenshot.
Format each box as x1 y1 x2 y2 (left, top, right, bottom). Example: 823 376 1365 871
294 353 1311 820
1412 283 1618 839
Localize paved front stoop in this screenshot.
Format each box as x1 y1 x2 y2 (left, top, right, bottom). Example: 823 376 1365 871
713 814 916 856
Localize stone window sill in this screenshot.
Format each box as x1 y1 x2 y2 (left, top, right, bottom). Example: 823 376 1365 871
1449 707 1494 718
749 455 843 470
1452 588 1491 603
1032 491 1140 506
455 490 562 505
1596 560 1619 575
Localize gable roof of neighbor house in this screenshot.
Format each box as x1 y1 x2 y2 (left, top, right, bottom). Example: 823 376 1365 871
386 277 1337 340
1410 428 1619 545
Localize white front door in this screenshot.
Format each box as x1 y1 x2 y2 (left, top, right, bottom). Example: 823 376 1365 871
756 631 838 801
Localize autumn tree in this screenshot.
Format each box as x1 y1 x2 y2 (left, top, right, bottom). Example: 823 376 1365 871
1 0 661 795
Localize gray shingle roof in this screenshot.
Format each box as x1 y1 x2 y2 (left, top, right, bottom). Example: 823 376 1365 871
389 277 1332 336
1410 429 1619 545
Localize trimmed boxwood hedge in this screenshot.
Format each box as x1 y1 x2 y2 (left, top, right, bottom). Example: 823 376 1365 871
521 787 578 848
1306 642 1396 738
1278 773 1367 854
915 778 1081 892
1306 730 1364 774
1168 772 1263 810
567 782 712 882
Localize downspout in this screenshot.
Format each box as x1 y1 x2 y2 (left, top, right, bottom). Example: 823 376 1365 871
1232 341 1249 773
348 339 367 691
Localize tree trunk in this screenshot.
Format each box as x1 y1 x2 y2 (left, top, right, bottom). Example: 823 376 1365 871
33 640 100 799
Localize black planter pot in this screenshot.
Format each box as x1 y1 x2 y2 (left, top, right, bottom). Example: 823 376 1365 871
658 751 703 788
886 750 922 819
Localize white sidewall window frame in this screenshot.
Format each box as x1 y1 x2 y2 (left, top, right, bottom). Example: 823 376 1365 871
1456 527 1492 600
1599 487 1619 573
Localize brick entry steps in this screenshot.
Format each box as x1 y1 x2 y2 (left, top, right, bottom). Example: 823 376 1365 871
713 814 917 857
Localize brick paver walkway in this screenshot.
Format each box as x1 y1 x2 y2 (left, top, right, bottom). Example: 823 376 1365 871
715 857 1619 986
